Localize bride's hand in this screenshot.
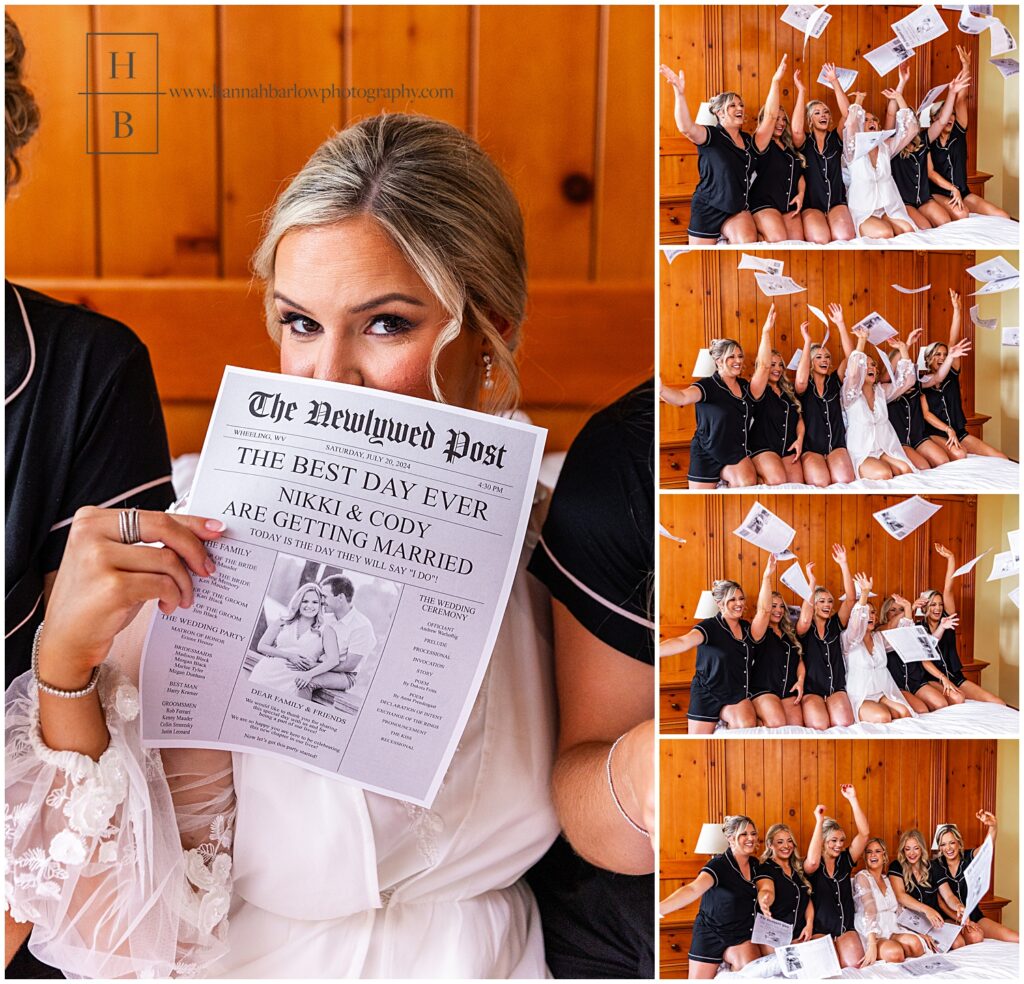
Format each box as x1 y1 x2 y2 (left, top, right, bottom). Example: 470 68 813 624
38 507 226 689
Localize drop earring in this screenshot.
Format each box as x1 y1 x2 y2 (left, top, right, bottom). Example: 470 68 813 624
482 351 494 390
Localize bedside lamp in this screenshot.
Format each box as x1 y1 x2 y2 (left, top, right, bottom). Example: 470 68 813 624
695 823 730 855
692 349 718 378
694 590 719 619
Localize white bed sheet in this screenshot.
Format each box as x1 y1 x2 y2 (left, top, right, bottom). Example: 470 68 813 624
744 454 1019 492
720 700 1019 738
720 939 1019 980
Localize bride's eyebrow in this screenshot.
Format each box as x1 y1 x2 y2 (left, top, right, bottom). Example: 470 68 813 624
272 292 426 315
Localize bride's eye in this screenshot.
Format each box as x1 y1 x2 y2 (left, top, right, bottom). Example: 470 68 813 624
279 312 321 336
366 314 413 336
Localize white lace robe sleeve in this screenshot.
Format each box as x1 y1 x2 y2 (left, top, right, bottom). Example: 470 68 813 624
842 103 865 163
853 870 882 938
882 358 916 402
841 350 868 409
886 107 920 156
5 605 236 978
842 602 870 651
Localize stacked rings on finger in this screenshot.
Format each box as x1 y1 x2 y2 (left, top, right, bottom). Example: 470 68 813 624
119 507 142 545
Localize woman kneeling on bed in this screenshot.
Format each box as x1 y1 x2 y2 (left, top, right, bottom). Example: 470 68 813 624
934 813 1019 945
659 815 764 977
755 824 814 954
804 791 870 968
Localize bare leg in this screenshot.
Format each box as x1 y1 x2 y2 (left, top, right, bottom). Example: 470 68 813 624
722 942 763 970
959 435 1009 460
687 959 720 979
894 933 925 958
915 684 950 711
827 205 855 241
687 235 719 246
957 680 1006 705
903 689 930 714
903 445 931 470
782 211 805 241
977 917 1019 942
880 452 913 476
826 691 855 727
917 440 951 467
722 211 758 244
858 456 894 480
782 696 805 726
801 695 830 730
919 199 951 227
752 451 788 486
923 680 964 705
858 215 895 239
835 931 865 968
687 480 720 490
721 458 758 488
782 455 805 483
753 208 789 243
929 434 966 461
880 696 911 719
933 193 969 221
963 193 1010 219
827 449 855 484
752 693 787 728
687 719 717 735
884 216 914 236
857 699 893 724
721 698 758 729
801 209 832 244
878 939 906 964
905 205 931 229
800 452 831 487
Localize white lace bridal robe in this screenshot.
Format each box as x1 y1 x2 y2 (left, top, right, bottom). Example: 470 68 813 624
843 104 919 235
841 350 917 478
5 507 559 979
852 870 903 944
841 604 916 722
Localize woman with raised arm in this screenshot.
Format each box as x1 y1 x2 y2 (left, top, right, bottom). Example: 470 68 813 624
661 571 769 734
888 65 971 229
890 829 956 947
888 334 972 470
804 788 870 968
749 54 807 243
921 290 1008 461
750 564 806 728
842 573 914 724
659 815 763 977
660 305 775 489
834 74 920 239
879 595 960 713
921 543 1006 705
791 65 856 244
929 46 1010 220
796 547 856 730
748 325 806 485
840 324 918 480
659 64 758 245
754 823 814 954
794 308 855 487
853 838 927 966
934 813 1019 943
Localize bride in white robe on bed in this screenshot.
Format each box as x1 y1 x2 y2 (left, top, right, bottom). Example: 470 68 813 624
840 330 919 481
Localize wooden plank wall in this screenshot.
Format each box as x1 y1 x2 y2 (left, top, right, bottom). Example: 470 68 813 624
660 738 1000 976
659 249 980 483
659 491 980 665
6 5 654 454
659 5 983 239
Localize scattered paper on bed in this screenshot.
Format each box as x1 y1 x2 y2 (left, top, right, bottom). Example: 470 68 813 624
787 350 803 370
864 38 916 76
659 523 687 544
752 913 794 947
1010 586 1020 608
883 625 940 663
661 247 690 263
873 495 941 540
989 56 1020 78
916 83 949 115
755 272 806 296
892 5 948 48
952 548 990 577
988 18 1017 56
816 65 858 91
853 128 897 160
780 561 811 600
892 282 931 294
1002 326 1020 346
739 253 785 275
733 501 796 556
900 953 958 974
896 908 960 954
986 549 1019 581
969 304 997 329
959 836 992 925
958 5 991 34
695 101 717 125
775 935 842 979
966 255 1018 282
851 311 898 345
781 4 831 39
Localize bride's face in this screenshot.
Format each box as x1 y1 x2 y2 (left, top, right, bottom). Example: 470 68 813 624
299 590 321 618
275 215 483 409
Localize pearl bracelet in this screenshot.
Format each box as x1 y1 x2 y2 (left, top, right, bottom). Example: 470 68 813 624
31 622 100 699
606 733 650 838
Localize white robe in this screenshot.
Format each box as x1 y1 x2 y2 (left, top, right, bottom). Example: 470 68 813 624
841 604 916 721
853 870 902 942
841 350 918 478
843 104 919 235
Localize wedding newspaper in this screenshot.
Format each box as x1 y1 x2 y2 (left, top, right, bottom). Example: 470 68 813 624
140 367 545 806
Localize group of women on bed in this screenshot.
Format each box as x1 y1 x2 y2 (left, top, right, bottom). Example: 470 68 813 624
659 291 1008 489
659 791 1018 978
659 541 1006 733
660 45 1009 245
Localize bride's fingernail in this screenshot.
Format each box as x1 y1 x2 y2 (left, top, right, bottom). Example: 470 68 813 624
205 558 217 575
205 519 227 532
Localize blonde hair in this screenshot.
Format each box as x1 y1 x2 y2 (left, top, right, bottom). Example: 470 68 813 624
918 589 944 624
5 13 39 194
709 337 743 370
899 132 924 159
771 592 803 656
822 817 844 842
761 822 811 890
934 823 964 860
897 828 933 890
759 349 802 411
880 595 899 626
712 579 744 608
723 814 756 842
805 99 830 128
709 90 742 122
923 341 947 371
864 836 890 869
756 105 807 166
252 113 526 415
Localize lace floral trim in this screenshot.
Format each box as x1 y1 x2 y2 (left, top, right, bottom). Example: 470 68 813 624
180 814 233 938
